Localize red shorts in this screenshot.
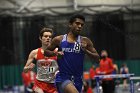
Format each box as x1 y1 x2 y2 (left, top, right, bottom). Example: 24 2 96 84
33 79 57 93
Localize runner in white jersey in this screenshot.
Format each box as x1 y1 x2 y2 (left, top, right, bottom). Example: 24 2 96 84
36 58 58 83
23 27 58 93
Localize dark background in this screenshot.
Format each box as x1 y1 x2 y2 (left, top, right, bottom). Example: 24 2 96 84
0 12 140 65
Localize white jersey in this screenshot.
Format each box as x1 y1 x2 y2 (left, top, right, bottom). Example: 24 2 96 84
36 59 58 83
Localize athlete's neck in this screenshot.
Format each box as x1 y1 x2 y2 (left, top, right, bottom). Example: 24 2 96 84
67 32 78 43
41 45 48 50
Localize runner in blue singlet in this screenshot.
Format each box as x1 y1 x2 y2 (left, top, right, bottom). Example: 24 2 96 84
44 14 100 93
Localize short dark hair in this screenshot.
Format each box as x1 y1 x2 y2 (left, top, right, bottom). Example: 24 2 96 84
39 27 53 38
69 14 85 24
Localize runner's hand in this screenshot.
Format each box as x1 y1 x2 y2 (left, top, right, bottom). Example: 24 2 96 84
24 63 35 72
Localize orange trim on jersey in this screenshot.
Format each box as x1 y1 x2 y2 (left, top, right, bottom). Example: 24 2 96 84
36 48 57 60
36 48 44 59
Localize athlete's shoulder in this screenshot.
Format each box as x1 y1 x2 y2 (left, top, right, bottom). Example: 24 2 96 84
30 48 37 54
81 36 91 41
81 36 93 45
27 48 39 60
53 35 64 42
30 48 40 56
54 35 63 39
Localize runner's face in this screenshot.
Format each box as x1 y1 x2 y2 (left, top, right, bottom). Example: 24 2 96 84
70 18 84 36
41 32 52 46
101 51 108 58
